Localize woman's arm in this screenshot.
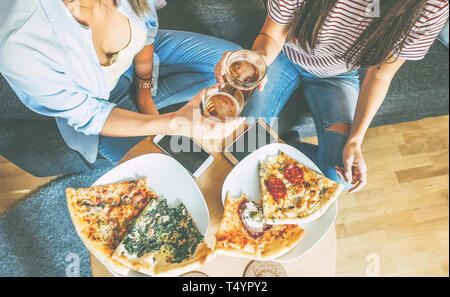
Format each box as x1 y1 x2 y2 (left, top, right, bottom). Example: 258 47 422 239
252 17 289 65
134 44 154 79
100 89 245 139
100 107 170 136
133 44 159 115
337 56 406 193
348 56 406 145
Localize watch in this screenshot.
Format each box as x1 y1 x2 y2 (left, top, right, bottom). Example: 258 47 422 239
136 77 154 89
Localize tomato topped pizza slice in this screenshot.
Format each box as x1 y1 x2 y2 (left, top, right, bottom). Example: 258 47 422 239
66 178 157 271
214 193 305 260
260 152 344 224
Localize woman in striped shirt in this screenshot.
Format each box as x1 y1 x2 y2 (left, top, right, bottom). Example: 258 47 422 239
215 0 448 193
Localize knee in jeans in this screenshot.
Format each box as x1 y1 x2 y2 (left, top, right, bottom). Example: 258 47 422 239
325 123 352 136
322 164 351 189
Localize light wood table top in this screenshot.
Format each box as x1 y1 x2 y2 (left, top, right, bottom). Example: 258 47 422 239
90 134 336 277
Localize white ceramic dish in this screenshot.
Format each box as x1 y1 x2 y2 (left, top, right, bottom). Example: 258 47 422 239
221 143 337 262
91 153 210 276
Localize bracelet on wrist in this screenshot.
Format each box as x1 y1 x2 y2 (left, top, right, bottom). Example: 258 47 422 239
134 73 154 89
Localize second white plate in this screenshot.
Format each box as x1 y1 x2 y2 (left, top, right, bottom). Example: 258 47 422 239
221 143 337 262
92 153 210 276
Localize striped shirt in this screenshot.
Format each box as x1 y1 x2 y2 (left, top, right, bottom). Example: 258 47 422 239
268 0 449 77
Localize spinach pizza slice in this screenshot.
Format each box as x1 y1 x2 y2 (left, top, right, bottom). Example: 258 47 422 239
112 199 213 276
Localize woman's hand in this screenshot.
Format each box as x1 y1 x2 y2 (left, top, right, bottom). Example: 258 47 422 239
336 140 367 194
214 51 268 91
334 56 405 193
169 89 245 139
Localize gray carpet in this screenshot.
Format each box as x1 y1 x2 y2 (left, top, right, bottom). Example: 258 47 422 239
0 166 112 277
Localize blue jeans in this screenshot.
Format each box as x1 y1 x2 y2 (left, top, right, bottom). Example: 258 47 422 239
244 53 360 186
98 30 241 164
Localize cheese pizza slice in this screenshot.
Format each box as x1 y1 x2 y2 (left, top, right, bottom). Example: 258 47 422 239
112 199 213 276
260 152 344 225
214 193 305 260
66 178 157 273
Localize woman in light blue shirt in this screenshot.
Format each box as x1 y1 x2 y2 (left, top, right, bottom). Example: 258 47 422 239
0 0 244 164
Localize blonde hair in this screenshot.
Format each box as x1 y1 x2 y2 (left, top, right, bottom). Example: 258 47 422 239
127 0 150 16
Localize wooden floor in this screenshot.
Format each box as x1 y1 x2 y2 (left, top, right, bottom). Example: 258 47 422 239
0 158 58 216
0 115 448 277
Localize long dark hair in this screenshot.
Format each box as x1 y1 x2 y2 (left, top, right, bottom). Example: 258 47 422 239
288 0 429 68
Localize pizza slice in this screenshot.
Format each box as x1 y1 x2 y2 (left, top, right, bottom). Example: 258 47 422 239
112 199 213 276
214 193 306 260
260 152 344 225
66 178 157 273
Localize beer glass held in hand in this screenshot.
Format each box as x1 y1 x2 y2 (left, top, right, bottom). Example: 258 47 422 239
202 83 244 122
225 50 267 102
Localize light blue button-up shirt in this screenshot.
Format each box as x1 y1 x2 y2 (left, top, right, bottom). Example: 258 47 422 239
0 0 159 163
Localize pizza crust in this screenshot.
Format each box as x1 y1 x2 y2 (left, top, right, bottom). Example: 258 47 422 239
112 249 157 276
102 256 131 276
214 246 264 260
65 188 88 235
112 234 214 277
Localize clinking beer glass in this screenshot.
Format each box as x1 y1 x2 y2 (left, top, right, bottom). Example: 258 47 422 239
202 50 266 121
224 50 267 103
202 83 244 121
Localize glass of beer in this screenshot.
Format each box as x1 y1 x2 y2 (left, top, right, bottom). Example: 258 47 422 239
202 83 244 121
225 50 267 101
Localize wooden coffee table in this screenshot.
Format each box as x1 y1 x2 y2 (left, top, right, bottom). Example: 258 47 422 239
90 134 337 277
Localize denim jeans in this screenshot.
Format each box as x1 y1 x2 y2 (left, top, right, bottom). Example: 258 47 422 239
98 30 241 164
243 52 360 186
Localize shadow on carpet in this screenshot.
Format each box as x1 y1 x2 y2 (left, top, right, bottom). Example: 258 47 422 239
0 166 112 277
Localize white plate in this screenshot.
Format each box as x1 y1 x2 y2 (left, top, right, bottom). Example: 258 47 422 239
221 143 337 262
91 153 210 276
